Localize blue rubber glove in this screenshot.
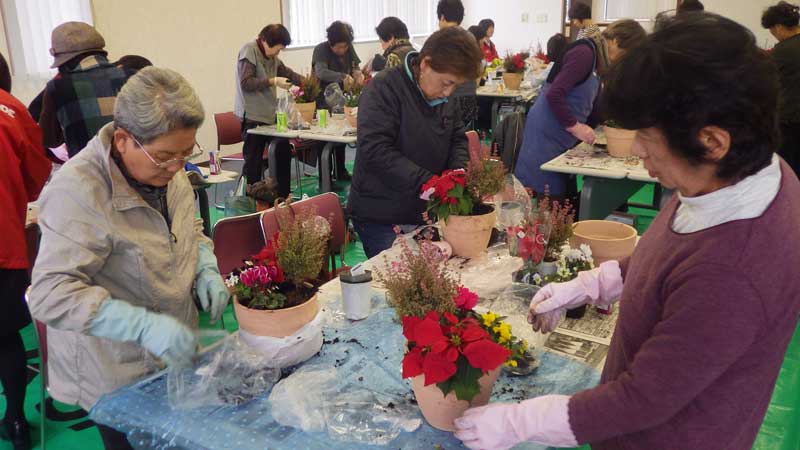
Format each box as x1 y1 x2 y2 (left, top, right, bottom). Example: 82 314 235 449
195 242 231 324
89 299 198 368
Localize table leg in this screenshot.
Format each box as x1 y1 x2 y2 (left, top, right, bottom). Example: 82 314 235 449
319 142 333 193
197 189 211 236
267 138 286 181
580 177 645 221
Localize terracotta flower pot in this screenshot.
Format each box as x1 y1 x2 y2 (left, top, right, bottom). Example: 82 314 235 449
570 220 637 265
294 102 316 124
604 126 637 158
502 72 523 90
411 368 501 431
233 293 319 338
440 205 497 258
344 106 358 128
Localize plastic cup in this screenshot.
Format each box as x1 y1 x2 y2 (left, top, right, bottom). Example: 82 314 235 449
317 109 328 129
276 112 288 132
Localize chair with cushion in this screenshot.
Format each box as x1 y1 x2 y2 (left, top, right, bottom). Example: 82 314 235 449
211 211 266 276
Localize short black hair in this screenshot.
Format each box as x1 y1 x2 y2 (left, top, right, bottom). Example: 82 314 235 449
547 33 568 63
569 3 592 21
375 16 409 41
603 13 778 182
478 19 495 30
0 52 10 92
437 0 464 25
259 24 292 47
468 25 486 42
327 21 354 46
114 55 152 73
418 27 482 79
762 1 800 28
677 0 705 14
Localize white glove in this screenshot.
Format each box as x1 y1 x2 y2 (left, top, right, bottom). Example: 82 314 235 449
528 260 623 333
454 395 578 450
270 77 292 89
566 122 596 145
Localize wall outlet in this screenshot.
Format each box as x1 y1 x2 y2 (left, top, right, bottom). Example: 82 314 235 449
521 13 529 23
537 13 548 23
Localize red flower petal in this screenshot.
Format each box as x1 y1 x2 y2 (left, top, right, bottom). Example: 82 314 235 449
455 287 479 311
415 316 447 348
402 347 425 379
422 351 458 385
445 346 459 362
424 311 440 322
461 323 489 343
444 312 459 325
462 340 512 372
402 316 424 342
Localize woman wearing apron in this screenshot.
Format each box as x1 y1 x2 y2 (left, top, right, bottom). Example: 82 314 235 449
514 20 646 198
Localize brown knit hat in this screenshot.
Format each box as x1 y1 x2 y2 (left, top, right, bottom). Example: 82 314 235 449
49 22 106 68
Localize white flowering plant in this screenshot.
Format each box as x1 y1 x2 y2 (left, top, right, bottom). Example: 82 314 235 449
532 244 594 286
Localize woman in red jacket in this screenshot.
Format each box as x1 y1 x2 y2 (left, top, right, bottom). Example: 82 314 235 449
478 19 499 63
0 52 52 450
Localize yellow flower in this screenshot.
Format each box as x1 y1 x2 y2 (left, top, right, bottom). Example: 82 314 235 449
482 312 498 327
506 359 518 367
492 322 512 344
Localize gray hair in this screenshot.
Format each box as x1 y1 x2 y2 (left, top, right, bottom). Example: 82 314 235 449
113 66 205 143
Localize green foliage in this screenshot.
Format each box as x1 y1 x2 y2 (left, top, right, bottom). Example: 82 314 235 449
437 357 482 401
344 83 363 107
376 240 459 319
297 74 321 104
275 206 330 287
466 157 506 201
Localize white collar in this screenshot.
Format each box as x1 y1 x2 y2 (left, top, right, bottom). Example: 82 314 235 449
672 154 781 233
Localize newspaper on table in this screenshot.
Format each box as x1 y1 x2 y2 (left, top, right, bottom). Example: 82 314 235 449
544 305 620 370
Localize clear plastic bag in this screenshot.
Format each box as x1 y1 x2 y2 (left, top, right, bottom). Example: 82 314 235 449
323 390 421 445
167 334 281 410
238 309 324 368
324 83 346 114
268 365 339 432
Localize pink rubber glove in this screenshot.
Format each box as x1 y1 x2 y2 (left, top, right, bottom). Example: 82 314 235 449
566 122 596 145
454 395 578 450
527 260 623 333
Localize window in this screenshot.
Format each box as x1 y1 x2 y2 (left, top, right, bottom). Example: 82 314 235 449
602 0 676 21
281 0 438 47
2 0 94 79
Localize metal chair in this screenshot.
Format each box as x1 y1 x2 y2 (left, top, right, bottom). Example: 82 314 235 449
211 211 266 276
213 112 244 207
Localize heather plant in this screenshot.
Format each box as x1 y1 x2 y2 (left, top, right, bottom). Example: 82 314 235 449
275 205 330 289
535 188 575 262
376 240 460 319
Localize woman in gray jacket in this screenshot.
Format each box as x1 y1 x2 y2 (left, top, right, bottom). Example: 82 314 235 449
28 67 229 450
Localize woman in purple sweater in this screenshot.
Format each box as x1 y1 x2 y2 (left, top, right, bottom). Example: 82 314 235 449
456 13 800 450
513 20 645 198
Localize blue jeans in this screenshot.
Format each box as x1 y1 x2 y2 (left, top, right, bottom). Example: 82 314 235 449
352 221 418 259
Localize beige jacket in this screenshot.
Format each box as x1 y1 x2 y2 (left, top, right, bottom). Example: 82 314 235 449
29 123 208 410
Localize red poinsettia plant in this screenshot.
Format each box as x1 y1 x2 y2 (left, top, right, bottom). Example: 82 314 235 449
401 287 512 402
534 50 549 65
420 156 506 223
503 51 530 74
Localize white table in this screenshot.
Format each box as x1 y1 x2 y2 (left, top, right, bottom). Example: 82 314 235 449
541 143 673 221
194 167 238 235
477 84 539 130
248 125 356 193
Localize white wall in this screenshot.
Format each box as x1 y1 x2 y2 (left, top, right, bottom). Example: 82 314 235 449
462 0 564 55
703 0 777 48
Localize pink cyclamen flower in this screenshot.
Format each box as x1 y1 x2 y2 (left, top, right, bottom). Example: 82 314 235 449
240 266 272 287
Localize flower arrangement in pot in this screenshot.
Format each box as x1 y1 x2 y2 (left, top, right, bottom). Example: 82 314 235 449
226 205 331 338
508 217 551 284
531 244 595 319
246 178 280 212
289 74 321 125
420 156 506 258
535 190 575 276
502 51 529 90
343 83 362 128
376 241 525 431
604 120 637 157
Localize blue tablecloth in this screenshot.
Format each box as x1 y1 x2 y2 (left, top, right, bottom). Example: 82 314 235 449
90 302 599 450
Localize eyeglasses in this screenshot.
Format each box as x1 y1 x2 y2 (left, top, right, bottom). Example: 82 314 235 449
130 134 203 169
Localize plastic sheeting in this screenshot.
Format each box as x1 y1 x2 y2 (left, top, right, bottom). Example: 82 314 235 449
753 321 800 450
90 296 600 450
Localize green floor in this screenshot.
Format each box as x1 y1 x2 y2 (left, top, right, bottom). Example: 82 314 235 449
4 167 797 450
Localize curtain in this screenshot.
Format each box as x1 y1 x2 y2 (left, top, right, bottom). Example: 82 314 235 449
284 0 438 47
5 0 93 79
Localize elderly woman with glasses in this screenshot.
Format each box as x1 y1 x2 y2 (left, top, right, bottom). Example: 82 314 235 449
28 67 229 450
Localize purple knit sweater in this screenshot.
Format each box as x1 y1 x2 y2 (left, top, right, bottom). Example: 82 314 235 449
570 161 800 450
